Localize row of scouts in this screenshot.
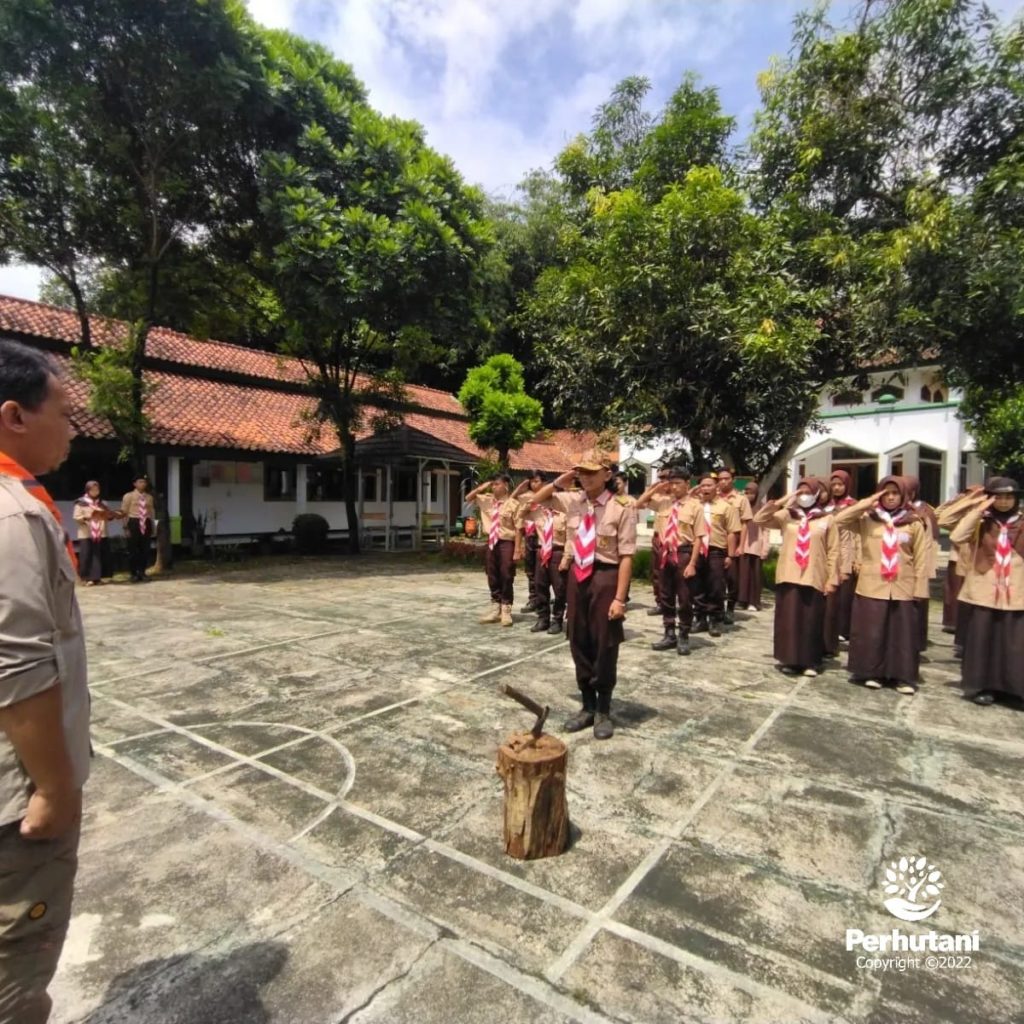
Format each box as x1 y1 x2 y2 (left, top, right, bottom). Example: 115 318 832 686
71 475 156 584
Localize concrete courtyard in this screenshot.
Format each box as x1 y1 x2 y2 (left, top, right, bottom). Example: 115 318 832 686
51 555 1024 1024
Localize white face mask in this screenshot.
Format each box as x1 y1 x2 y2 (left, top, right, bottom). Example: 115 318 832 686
796 493 817 509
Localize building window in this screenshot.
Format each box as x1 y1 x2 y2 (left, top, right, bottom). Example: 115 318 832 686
920 385 931 402
429 472 439 504
308 467 345 502
891 458 904 477
362 472 378 502
394 469 417 502
264 465 297 501
932 388 946 403
831 388 863 407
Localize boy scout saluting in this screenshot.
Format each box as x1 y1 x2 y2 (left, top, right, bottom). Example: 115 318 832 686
637 467 708 655
532 451 636 739
512 481 570 635
511 471 545 613
466 474 521 627
646 464 672 615
715 468 753 625
693 474 742 637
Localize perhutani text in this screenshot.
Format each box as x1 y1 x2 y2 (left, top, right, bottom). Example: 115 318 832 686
845 929 980 952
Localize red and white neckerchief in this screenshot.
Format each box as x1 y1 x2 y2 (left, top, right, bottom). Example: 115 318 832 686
877 508 903 582
573 491 608 582
662 500 681 567
0 452 78 570
993 514 1019 603
794 510 812 573
137 493 150 535
823 496 855 514
701 502 713 557
488 500 503 550
540 508 555 566
524 503 537 537
82 495 105 542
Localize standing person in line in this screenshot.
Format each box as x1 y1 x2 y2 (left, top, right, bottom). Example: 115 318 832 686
612 472 638 605
0 340 91 1024
715 468 752 625
936 486 986 644
737 478 770 613
822 469 857 657
512 471 544 614
525 485 569 635
466 474 521 627
833 476 928 695
531 452 636 739
903 476 940 652
693 474 742 637
73 481 121 587
645 465 672 616
754 478 839 677
638 468 707 655
948 477 1023 706
121 475 154 583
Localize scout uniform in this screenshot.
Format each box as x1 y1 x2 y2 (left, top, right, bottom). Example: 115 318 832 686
647 492 671 615
833 476 929 692
547 453 636 739
475 492 520 626
530 498 569 634
694 496 742 634
755 483 840 675
73 487 115 584
936 491 980 639
721 488 753 621
949 478 1024 704
515 487 544 612
121 484 155 582
737 498 771 612
821 472 857 655
647 494 707 655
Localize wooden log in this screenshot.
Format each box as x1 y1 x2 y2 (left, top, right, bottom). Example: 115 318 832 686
495 732 569 860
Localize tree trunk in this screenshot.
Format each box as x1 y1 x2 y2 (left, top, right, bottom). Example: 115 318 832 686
498 447 510 471
341 430 361 554
67 277 91 350
759 430 807 497
495 732 569 860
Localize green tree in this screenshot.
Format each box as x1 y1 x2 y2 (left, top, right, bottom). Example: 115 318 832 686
257 32 496 551
458 355 543 470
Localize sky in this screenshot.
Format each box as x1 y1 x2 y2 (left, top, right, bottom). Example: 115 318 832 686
2 0 1021 301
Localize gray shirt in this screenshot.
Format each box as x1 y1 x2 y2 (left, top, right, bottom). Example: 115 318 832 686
0 474 91 826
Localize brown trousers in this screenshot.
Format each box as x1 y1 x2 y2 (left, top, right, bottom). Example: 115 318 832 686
0 823 80 1024
659 545 696 631
484 539 516 604
523 531 538 601
694 547 727 622
126 518 153 578
650 533 662 606
534 547 567 621
736 554 763 610
725 554 740 610
567 565 623 708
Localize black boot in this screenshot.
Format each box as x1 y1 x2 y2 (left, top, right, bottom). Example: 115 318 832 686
677 632 691 656
521 598 540 613
709 618 722 637
723 604 735 626
530 617 551 633
651 628 677 651
692 617 709 634
593 691 614 739
547 618 563 635
564 689 596 732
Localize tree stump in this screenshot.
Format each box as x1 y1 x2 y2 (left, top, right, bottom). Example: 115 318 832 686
495 732 569 860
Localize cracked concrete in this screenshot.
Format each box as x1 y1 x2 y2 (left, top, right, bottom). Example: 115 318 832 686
50 555 1024 1023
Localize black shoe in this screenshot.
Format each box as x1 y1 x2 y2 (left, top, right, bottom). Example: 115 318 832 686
723 610 735 626
972 690 995 705
521 599 539 613
692 619 709 634
530 618 551 633
677 633 690 656
547 619 563 635
646 606 663 616
564 709 595 732
593 713 614 740
651 630 677 652
709 620 722 637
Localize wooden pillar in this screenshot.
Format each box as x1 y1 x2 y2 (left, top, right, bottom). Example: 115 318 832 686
496 733 569 860
442 460 451 539
385 462 393 552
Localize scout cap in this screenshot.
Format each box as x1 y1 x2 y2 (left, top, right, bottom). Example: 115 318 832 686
573 449 615 472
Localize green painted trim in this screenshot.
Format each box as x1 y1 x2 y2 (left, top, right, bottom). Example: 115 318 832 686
819 401 960 420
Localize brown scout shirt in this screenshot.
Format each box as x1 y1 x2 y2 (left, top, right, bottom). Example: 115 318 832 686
475 494 520 542
704 497 742 551
755 507 839 592
647 495 708 547
0 475 91 827
833 497 928 601
937 494 985 578
950 508 1024 611
551 490 638 564
723 491 753 524
121 489 155 522
740 502 772 558
73 499 112 540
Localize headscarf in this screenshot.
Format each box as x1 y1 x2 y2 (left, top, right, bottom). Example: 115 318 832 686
826 469 856 511
791 476 830 519
901 475 939 540
829 469 855 499
871 475 918 525
980 476 1024 558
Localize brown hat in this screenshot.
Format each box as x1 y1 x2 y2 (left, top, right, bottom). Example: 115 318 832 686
573 449 615 472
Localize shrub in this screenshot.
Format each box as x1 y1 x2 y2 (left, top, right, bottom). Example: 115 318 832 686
292 513 329 554
631 547 653 582
762 550 779 591
440 538 488 566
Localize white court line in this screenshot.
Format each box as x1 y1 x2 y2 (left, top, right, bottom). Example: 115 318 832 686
544 678 812 984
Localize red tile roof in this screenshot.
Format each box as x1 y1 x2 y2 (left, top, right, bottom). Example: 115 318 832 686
3 294 607 468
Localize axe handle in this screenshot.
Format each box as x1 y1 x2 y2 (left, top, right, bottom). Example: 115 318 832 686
500 684 545 718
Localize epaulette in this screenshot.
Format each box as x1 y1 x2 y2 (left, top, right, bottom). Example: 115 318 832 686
615 495 632 507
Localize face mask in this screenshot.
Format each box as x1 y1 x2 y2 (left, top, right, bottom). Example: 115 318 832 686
796 493 817 509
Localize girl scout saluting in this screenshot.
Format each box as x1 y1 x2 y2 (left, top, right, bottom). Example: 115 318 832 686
466 474 521 627
532 451 636 739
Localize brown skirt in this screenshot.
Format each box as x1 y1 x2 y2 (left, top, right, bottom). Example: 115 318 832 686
737 554 763 609
960 604 1024 698
824 575 857 655
848 595 920 683
916 597 930 652
774 583 825 669
942 568 963 630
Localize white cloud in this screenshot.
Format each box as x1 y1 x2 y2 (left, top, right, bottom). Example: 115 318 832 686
244 0 299 30
0 263 44 301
